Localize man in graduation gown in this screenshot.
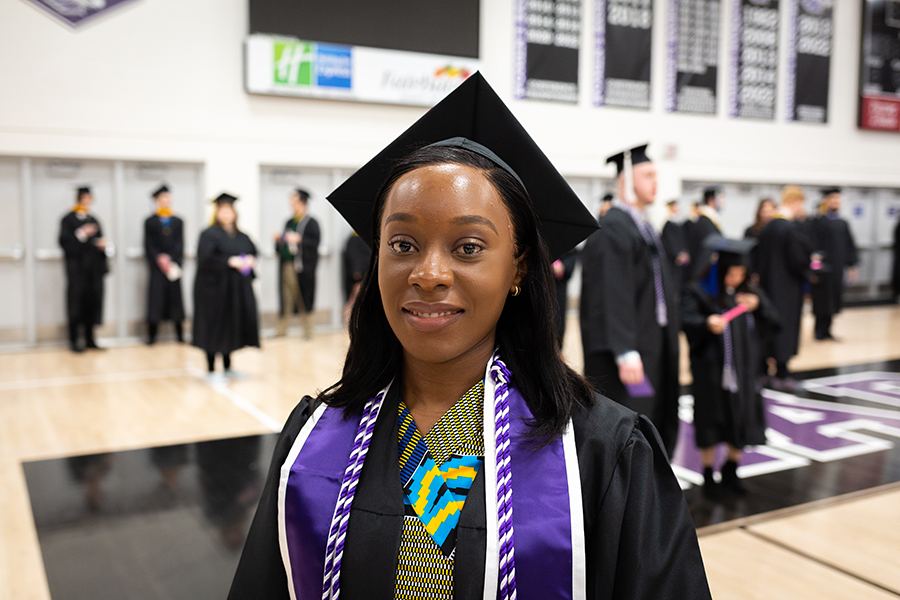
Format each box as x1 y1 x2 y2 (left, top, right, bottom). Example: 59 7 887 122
274 189 320 340
661 199 691 294
685 186 724 278
809 188 858 340
756 186 813 384
580 145 682 455
144 184 185 344
58 186 108 352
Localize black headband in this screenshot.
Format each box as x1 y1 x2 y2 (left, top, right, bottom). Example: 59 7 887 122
425 137 526 189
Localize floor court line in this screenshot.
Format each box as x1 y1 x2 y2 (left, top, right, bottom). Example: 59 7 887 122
0 368 193 391
192 369 283 433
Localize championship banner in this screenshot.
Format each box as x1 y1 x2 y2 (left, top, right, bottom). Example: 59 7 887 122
729 0 779 120
594 0 653 109
666 0 721 114
785 0 832 123
21 0 137 27
245 35 480 107
859 0 900 132
514 0 582 103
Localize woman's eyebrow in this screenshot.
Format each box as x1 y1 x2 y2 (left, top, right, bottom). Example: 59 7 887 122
451 215 499 235
384 212 417 225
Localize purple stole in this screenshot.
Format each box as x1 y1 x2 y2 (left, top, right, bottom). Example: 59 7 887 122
277 381 585 600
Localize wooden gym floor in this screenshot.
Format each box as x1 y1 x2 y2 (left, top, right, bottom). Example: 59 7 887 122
2 305 899 599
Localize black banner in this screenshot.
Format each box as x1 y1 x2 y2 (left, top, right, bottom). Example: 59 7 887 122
859 0 900 132
666 0 721 114
729 0 779 120
594 0 653 109
515 0 582 103
786 0 832 123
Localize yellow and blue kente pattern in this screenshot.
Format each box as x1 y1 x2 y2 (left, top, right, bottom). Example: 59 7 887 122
395 382 484 600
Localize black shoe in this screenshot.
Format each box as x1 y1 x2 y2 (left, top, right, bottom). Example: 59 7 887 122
702 467 725 501
70 343 84 354
721 460 747 496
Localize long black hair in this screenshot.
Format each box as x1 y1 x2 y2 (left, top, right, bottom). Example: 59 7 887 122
317 146 595 442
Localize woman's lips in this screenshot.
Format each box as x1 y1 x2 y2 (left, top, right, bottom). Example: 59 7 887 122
401 306 464 331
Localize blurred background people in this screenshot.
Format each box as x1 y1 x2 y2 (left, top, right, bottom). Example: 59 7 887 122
894 216 900 303
809 187 858 341
192 193 260 377
685 185 724 275
756 186 813 387
58 186 108 353
580 144 681 455
552 249 578 348
341 231 371 326
144 184 185 344
597 192 614 220
681 237 779 500
744 197 776 241
274 188 320 340
662 199 691 294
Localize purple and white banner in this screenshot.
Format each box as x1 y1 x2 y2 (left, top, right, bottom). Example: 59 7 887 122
22 0 137 27
729 0 779 119
594 0 653 109
514 0 582 103
785 0 832 123
666 0 721 114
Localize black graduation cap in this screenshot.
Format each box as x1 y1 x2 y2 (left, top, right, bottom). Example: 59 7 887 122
212 192 238 205
695 235 756 291
703 186 721 201
605 144 651 176
326 72 599 261
76 186 92 197
294 188 311 202
821 186 842 196
703 235 756 257
602 193 614 203
152 184 170 198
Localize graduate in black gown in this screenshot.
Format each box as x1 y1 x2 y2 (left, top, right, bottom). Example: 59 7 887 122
685 186 723 276
682 237 780 500
661 199 691 294
743 197 775 281
893 217 900 302
274 188 321 340
341 231 371 325
58 186 108 352
192 193 260 375
808 187 858 340
580 145 682 456
552 248 577 348
756 186 813 385
144 184 185 344
228 73 710 600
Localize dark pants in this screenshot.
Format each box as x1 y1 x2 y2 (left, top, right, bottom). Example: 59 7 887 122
814 315 833 339
207 352 232 373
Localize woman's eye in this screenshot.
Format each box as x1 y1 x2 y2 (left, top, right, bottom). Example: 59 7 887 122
458 243 482 255
389 240 414 253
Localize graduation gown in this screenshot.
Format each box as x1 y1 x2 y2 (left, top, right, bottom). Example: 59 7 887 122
681 284 780 448
685 214 720 278
756 218 812 363
277 216 321 313
554 249 578 344
661 219 689 293
58 211 108 326
192 226 260 354
342 234 371 300
227 386 711 600
893 219 900 299
809 214 857 317
144 214 186 324
580 206 681 454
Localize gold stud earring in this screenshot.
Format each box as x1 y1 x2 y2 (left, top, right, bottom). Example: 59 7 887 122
511 285 521 297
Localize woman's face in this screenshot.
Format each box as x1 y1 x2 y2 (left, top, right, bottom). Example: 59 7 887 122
378 163 524 367
724 265 747 290
217 204 236 227
759 200 775 224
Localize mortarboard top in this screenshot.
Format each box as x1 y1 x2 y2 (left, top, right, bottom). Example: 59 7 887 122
602 193 614 203
76 186 92 197
152 184 170 198
703 186 721 201
666 199 678 206
212 192 238 205
605 144 651 176
294 188 311 201
703 234 756 257
325 71 599 261
821 186 842 197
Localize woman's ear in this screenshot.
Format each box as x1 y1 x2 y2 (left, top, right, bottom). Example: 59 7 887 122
512 249 529 289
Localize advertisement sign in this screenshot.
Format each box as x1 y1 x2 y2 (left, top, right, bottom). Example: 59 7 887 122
594 0 654 109
729 0 779 120
245 35 480 107
859 0 900 132
514 0 582 103
22 0 137 27
666 0 721 114
786 0 832 123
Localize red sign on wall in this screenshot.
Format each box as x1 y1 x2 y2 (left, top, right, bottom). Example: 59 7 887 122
860 96 900 132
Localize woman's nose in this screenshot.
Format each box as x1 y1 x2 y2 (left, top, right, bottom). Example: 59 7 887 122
408 246 453 291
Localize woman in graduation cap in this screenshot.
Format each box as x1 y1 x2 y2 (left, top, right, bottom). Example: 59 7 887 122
681 237 780 500
228 73 711 600
192 193 260 375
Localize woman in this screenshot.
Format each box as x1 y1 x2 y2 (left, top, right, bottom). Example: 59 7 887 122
744 197 775 240
228 74 710 600
682 237 779 500
192 193 260 375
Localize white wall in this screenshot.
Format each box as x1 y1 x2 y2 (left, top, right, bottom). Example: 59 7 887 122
1 0 899 234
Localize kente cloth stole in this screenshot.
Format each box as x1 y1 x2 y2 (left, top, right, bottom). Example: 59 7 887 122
397 382 484 556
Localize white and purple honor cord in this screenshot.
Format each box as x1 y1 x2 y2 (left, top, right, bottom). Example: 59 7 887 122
320 354 517 600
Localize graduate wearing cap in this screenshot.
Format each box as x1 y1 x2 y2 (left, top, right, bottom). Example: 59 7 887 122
58 186 109 352
229 73 710 600
684 186 723 278
579 144 683 457
192 193 260 375
808 187 858 340
274 188 320 339
756 186 814 385
143 184 186 344
681 236 780 500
